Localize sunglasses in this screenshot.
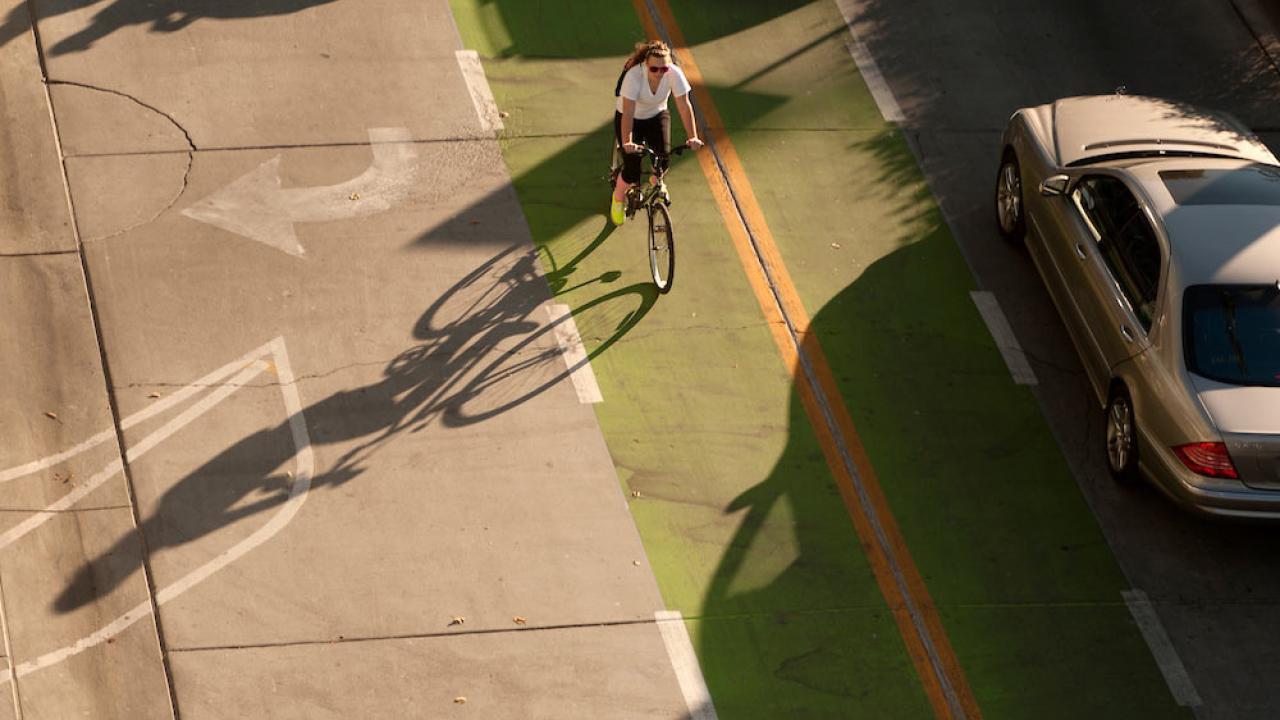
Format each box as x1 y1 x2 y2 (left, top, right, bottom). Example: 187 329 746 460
647 66 670 74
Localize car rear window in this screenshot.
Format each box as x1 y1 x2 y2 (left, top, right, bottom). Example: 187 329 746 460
1161 165 1280 206
1184 285 1280 386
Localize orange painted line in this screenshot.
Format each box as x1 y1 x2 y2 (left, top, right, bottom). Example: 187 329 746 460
631 2 982 719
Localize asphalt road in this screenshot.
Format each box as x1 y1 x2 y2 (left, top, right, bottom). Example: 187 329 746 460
845 0 1280 717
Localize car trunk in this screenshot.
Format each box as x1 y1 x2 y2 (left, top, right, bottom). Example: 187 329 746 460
1197 383 1280 490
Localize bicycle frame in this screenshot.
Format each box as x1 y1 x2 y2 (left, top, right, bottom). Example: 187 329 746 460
619 142 689 216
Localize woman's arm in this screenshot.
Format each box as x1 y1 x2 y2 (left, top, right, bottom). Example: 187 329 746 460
675 94 703 149
620 98 639 152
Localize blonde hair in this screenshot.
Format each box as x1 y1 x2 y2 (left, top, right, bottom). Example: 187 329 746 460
624 40 672 71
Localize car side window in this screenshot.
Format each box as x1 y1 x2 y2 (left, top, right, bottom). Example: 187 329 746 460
1071 176 1163 331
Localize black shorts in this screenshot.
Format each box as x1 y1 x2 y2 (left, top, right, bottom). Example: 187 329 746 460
614 110 670 184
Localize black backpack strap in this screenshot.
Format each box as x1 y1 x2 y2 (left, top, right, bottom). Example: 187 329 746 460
615 65 629 97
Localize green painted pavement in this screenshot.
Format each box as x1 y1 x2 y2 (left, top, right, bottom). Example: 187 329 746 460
451 1 1189 718
665 1 1190 718
453 3 932 717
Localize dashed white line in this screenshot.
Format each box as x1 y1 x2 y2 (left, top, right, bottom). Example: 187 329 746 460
455 49 504 135
546 303 603 404
1123 590 1203 708
655 611 718 720
970 291 1038 385
833 0 905 123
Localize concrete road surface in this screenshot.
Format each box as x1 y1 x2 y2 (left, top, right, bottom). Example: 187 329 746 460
0 0 701 717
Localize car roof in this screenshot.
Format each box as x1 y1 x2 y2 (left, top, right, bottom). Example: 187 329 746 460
1053 95 1277 167
1120 159 1280 287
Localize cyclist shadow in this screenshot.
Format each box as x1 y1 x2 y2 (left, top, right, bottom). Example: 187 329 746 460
53 240 657 613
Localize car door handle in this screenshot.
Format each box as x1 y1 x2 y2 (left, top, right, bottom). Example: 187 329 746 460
1120 324 1134 342
1075 243 1087 259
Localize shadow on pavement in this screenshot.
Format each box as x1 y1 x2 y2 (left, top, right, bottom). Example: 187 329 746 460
0 0 340 56
55 237 656 613
456 0 810 58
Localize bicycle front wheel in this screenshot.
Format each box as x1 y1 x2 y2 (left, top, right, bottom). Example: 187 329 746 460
647 202 675 294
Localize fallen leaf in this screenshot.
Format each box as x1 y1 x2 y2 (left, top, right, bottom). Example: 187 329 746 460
44 411 58 421
148 391 162 399
630 490 642 498
349 192 361 201
468 219 480 225
498 111 510 119
513 616 526 625
633 560 642 566
454 697 467 705
449 616 465 626
831 243 841 249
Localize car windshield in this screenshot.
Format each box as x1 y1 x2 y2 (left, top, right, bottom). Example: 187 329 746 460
1184 284 1280 386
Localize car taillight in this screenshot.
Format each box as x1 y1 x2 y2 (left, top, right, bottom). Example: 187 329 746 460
1172 442 1239 479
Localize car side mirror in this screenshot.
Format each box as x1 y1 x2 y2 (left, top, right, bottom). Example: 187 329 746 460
1040 175 1070 196
1039 174 1070 196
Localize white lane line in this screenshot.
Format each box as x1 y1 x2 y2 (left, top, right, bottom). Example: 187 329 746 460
455 49 504 135
1123 590 1203 708
546 303 603 404
0 361 269 551
833 0 904 123
655 611 718 720
970 291 1038 386
0 338 314 683
0 341 272 484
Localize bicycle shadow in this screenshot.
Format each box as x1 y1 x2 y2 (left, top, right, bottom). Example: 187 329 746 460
54 239 656 613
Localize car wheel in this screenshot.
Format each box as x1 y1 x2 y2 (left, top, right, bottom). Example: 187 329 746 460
1105 387 1140 484
995 149 1026 243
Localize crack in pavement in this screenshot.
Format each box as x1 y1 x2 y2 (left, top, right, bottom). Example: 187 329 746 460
0 249 78 258
46 79 195 243
59 135 497 160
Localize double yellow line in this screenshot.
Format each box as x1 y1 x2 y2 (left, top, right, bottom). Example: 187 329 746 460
630 1 982 718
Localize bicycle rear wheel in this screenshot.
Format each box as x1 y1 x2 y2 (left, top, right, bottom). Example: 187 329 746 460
647 202 675 294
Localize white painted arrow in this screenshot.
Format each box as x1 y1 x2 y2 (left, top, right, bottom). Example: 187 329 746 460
182 127 418 256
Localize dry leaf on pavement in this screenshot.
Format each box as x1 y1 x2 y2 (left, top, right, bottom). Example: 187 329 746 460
513 616 526 625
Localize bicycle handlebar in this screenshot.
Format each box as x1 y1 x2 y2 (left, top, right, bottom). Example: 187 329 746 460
627 142 691 159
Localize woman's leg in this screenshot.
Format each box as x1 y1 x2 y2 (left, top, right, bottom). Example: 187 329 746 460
614 112 643 202
647 111 672 182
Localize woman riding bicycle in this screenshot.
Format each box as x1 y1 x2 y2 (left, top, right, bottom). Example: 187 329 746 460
611 40 704 226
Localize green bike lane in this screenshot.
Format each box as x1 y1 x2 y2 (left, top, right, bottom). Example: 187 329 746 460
450 1 1187 717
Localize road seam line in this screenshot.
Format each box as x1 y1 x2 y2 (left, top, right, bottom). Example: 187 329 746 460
22 1 182 713
546 303 604 404
655 611 718 720
0 339 315 684
1122 590 1202 708
970 292 1037 385
634 2 980 718
0 570 21 719
455 49 505 135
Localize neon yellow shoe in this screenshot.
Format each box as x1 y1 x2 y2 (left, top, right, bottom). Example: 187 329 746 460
610 197 626 225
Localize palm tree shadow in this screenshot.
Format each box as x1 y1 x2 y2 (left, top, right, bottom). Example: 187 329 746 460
54 240 655 613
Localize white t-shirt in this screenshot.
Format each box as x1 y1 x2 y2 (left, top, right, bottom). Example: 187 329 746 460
616 63 692 120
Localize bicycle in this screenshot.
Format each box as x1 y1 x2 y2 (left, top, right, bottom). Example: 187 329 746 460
608 142 689 294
